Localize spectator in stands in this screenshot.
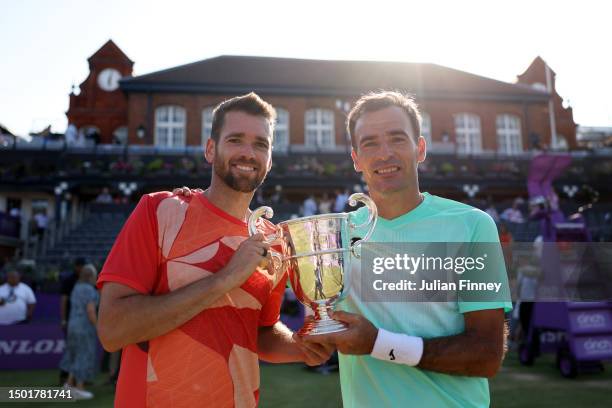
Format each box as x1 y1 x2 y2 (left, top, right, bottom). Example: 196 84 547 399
113 195 129 205
271 185 284 204
0 269 36 325
89 130 101 146
499 222 513 244
65 124 78 145
33 211 48 240
8 207 22 237
61 258 85 331
484 198 500 223
498 223 514 269
500 199 525 223
59 257 85 385
9 206 21 218
95 188 113 204
76 129 87 146
59 264 99 400
516 254 539 340
302 194 318 216
319 193 333 214
334 189 350 212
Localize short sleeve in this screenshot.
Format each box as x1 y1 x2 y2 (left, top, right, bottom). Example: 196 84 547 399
97 195 160 294
459 212 512 314
259 272 288 327
24 286 36 304
81 285 98 305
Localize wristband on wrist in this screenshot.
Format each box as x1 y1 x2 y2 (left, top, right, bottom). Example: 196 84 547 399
370 328 424 366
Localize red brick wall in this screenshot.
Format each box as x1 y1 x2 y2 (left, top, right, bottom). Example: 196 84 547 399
517 57 577 148
420 99 544 150
127 92 557 153
66 43 133 144
127 94 353 147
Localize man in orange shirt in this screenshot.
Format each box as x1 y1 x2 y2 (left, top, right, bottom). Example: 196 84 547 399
97 93 334 407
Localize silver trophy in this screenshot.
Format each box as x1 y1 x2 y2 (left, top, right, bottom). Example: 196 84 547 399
248 193 377 335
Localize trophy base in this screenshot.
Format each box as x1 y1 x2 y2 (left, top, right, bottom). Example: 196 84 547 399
297 317 347 336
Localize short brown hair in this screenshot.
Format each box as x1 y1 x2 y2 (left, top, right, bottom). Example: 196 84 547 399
347 91 421 150
210 92 276 143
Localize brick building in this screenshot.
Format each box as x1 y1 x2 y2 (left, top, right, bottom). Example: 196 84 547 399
66 40 133 144
67 41 576 154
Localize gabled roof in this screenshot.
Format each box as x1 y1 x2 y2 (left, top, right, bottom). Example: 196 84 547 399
0 123 14 136
89 39 133 65
121 55 549 101
518 56 556 79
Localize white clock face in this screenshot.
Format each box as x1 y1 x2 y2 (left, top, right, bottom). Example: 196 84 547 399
97 68 121 92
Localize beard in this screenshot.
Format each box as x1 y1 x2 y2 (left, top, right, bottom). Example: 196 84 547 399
213 153 267 193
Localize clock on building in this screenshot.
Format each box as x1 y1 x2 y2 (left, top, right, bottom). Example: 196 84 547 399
97 68 122 92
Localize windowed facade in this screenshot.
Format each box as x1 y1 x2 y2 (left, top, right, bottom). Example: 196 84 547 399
113 126 128 145
420 112 432 146
496 114 522 155
454 113 482 154
305 108 335 148
555 134 569 151
155 105 186 147
201 107 214 145
274 108 290 152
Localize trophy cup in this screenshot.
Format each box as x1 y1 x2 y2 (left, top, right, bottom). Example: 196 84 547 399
248 193 377 335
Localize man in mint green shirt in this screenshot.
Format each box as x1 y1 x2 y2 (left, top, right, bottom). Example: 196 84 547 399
302 91 512 407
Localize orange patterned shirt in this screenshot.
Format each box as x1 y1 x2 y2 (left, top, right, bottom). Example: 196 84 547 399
97 192 287 408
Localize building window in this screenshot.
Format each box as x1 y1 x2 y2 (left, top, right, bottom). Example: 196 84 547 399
113 126 128 145
201 107 214 145
274 108 290 152
155 105 186 147
305 108 335 148
454 113 482 154
421 112 432 146
496 114 522 155
555 134 569 151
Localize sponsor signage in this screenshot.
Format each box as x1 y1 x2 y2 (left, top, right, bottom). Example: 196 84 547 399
0 323 65 369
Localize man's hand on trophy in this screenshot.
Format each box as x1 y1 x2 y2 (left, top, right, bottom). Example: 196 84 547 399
258 247 278 274
172 186 204 196
219 233 273 288
302 311 378 355
293 317 337 366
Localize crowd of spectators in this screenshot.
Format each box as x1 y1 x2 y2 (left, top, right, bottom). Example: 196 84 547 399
0 253 116 400
299 189 351 217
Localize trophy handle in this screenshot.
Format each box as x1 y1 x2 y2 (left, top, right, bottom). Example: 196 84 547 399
248 206 283 269
348 193 378 258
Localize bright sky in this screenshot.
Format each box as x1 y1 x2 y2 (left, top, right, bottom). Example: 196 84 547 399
1 0 610 136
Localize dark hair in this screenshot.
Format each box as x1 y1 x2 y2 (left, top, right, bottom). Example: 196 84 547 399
346 91 422 150
210 92 276 143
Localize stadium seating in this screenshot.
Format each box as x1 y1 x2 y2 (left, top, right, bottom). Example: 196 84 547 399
37 209 129 268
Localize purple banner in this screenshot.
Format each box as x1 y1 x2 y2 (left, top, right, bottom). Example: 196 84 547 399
568 309 612 334
573 335 612 360
0 323 65 369
31 293 61 322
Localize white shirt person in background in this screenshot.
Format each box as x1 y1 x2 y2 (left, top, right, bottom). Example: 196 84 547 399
0 270 36 324
302 194 318 216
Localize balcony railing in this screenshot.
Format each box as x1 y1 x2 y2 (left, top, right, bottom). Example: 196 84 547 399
1 141 612 191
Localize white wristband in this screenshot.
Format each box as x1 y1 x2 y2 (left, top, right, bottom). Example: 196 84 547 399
370 328 424 366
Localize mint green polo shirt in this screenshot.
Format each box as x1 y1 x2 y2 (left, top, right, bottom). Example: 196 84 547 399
339 192 512 408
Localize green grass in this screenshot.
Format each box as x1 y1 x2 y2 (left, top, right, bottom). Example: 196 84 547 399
0 370 114 407
0 353 610 407
489 353 612 408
